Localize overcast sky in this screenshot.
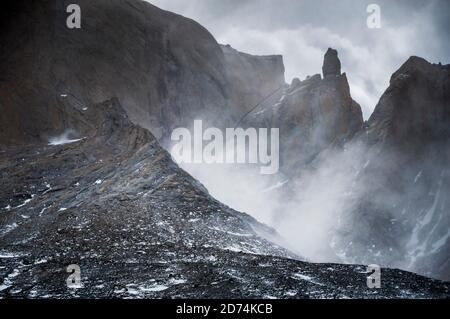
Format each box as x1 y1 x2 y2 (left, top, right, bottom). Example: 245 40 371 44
148 0 450 119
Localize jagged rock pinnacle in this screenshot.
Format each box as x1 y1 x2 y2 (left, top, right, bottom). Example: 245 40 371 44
322 48 341 78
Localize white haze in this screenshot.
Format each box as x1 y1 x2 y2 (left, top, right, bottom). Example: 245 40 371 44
154 0 450 277
149 0 450 119
175 134 449 278
174 139 369 263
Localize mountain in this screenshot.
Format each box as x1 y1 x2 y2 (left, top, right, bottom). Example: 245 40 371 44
242 48 450 281
242 48 363 173
341 56 450 280
221 44 286 120
367 56 450 146
0 0 284 146
0 0 449 297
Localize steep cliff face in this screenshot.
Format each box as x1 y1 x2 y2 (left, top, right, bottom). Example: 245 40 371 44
0 0 226 144
243 48 363 172
0 0 284 146
339 57 450 281
238 49 449 281
220 44 286 118
367 56 450 147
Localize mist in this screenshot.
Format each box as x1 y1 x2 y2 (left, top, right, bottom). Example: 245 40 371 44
149 0 450 119
173 132 449 281
154 0 450 279
170 134 368 263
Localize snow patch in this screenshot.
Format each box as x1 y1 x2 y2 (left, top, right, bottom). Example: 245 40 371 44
414 171 423 184
0 269 20 292
0 252 23 258
170 278 187 285
14 195 35 209
34 258 48 265
1 223 18 235
139 284 169 292
48 131 84 146
292 272 324 286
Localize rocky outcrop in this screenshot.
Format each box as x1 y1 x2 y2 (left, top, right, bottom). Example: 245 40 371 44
322 48 342 78
0 0 285 147
367 56 450 148
242 48 363 172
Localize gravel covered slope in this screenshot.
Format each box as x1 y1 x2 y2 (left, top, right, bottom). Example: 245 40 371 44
0 98 448 299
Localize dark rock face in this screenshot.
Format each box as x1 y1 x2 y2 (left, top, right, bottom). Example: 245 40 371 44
367 56 450 147
241 49 450 282
338 57 450 281
0 0 284 146
221 44 286 119
0 0 449 298
1 98 448 299
322 48 342 78
243 49 363 173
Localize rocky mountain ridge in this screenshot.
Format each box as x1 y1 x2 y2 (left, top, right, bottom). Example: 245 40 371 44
242 48 363 173
0 0 285 147
242 47 450 281
0 0 449 297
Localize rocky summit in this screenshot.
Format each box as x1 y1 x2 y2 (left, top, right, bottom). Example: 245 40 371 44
322 48 342 79
242 48 363 173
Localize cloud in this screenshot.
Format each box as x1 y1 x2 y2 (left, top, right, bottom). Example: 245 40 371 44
148 0 449 119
